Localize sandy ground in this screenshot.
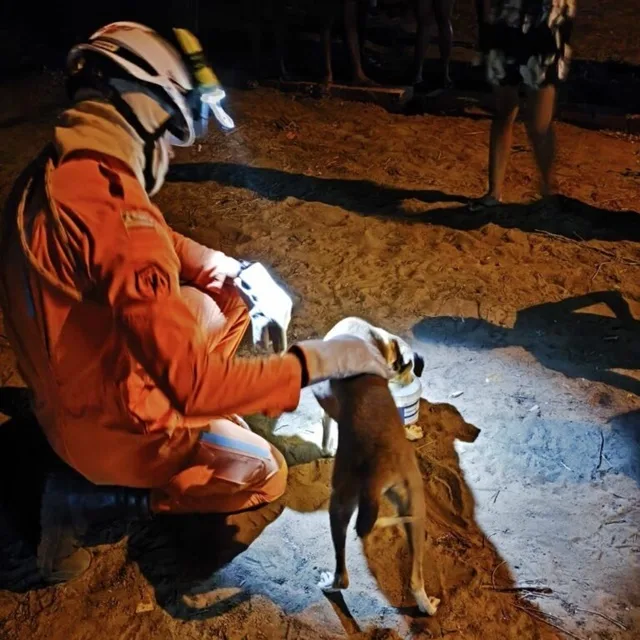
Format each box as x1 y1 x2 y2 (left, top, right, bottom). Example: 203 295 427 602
1 17 640 640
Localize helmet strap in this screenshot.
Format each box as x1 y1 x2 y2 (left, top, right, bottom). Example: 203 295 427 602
107 90 171 194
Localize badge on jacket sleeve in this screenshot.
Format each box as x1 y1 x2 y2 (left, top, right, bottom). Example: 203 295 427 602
121 210 157 230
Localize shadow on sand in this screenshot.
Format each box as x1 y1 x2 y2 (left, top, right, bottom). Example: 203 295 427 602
413 290 640 398
168 162 640 243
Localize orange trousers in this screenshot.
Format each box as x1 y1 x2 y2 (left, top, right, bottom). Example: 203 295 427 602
150 285 288 514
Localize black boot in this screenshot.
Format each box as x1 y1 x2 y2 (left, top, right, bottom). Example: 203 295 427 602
37 469 151 584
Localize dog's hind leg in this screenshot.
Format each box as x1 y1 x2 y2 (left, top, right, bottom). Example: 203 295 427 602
318 483 358 592
391 470 440 616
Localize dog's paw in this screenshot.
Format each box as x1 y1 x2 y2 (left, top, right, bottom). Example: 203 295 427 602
405 424 424 441
318 570 348 592
414 589 440 615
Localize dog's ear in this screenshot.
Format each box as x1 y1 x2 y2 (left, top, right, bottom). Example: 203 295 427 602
369 328 392 363
413 353 425 377
389 339 404 370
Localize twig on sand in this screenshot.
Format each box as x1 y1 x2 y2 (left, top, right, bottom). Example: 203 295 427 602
596 431 605 475
491 560 507 589
573 607 628 631
214 197 262 216
534 230 640 266
524 591 556 600
516 597 628 634
590 261 611 283
483 585 553 595
515 605 564 623
514 604 586 640
491 490 500 504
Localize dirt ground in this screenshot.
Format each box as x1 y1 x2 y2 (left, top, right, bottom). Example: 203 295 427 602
1 8 640 639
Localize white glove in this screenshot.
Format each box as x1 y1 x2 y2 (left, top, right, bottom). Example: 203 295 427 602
204 254 242 291
216 255 243 279
291 335 393 386
234 262 292 354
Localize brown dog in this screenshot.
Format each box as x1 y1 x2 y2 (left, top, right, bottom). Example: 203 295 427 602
312 318 439 615
320 317 425 455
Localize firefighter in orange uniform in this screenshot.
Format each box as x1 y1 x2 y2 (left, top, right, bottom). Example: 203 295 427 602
0 22 391 583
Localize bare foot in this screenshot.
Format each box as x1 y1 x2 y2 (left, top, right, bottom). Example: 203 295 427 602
468 194 502 211
353 75 378 87
318 570 349 592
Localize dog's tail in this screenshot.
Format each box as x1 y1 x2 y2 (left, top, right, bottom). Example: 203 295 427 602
355 479 381 538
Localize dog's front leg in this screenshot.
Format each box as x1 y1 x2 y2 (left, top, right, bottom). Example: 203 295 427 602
321 412 338 457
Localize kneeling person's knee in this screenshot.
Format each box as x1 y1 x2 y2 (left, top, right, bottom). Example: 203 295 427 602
262 445 288 503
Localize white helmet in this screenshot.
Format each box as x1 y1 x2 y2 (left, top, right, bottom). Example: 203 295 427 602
66 22 234 192
67 22 233 146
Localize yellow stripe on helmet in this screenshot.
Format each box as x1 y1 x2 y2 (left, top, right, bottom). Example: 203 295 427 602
173 28 219 90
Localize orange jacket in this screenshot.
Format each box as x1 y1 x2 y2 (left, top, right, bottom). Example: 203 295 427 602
0 147 302 487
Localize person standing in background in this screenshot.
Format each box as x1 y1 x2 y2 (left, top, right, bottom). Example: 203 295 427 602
471 0 576 209
413 0 457 89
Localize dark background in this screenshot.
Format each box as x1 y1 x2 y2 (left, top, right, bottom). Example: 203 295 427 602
1 2 639 114
1 1 203 74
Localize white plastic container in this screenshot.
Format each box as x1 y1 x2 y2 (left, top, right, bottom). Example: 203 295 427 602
389 376 422 426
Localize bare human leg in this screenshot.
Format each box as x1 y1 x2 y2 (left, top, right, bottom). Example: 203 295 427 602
525 84 557 198
344 0 374 84
433 0 455 87
472 84 520 208
413 0 432 85
321 18 334 85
